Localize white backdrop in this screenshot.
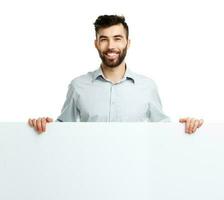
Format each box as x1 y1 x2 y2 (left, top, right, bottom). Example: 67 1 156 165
0 0 223 122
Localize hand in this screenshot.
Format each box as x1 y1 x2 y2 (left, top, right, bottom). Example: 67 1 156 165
28 117 53 133
179 117 204 134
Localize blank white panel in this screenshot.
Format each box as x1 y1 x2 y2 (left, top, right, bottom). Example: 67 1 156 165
0 123 224 200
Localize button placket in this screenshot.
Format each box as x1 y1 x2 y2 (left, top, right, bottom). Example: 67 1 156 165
109 84 117 121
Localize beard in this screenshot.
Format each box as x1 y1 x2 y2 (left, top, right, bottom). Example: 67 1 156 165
97 44 128 68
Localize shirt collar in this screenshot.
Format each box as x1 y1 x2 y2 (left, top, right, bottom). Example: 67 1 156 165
92 65 136 84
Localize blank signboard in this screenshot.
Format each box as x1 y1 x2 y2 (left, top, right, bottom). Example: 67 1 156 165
0 123 224 200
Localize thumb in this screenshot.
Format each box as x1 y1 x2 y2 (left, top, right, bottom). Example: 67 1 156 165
46 117 53 122
179 118 187 123
198 119 204 127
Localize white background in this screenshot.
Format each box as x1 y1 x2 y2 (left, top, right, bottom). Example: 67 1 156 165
0 0 223 122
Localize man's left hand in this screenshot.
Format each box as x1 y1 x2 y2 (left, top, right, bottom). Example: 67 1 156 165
179 118 204 134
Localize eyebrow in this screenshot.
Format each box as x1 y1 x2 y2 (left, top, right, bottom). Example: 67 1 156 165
99 35 108 39
113 35 124 38
99 35 124 39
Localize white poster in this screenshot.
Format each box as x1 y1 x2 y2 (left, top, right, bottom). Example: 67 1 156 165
0 122 224 200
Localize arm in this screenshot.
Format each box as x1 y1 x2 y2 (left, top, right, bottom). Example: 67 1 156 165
147 82 204 133
56 82 80 122
28 82 80 133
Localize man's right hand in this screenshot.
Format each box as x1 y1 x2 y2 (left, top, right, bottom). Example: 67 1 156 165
28 117 53 133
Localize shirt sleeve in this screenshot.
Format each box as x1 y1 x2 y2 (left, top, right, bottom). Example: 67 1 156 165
147 83 171 122
56 83 80 122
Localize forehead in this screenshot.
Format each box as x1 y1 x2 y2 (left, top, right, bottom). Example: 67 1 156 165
96 24 126 38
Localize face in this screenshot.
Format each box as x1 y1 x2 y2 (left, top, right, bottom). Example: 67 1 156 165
95 24 130 68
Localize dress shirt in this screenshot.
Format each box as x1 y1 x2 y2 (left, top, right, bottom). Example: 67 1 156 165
56 66 170 122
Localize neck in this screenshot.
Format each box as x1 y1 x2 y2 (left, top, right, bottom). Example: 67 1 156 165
101 62 126 84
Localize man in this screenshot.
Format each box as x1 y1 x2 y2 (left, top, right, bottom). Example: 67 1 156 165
28 15 203 133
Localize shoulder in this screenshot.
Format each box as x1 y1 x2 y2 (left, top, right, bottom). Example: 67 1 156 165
131 71 158 90
69 69 96 88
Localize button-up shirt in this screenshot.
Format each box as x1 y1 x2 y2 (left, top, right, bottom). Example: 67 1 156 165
56 66 170 122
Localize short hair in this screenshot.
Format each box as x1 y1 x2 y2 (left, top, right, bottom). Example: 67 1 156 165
94 15 129 39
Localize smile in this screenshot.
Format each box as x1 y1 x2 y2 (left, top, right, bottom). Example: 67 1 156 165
105 52 119 59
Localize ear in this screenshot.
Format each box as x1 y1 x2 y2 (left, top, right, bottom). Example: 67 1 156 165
94 39 98 49
127 39 131 49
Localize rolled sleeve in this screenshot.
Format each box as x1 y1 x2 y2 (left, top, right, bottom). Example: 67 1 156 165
56 83 80 122
147 84 171 122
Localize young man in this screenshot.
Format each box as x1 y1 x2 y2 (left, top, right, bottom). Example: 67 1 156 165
28 15 203 133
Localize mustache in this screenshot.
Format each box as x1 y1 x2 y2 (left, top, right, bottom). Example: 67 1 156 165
103 49 120 54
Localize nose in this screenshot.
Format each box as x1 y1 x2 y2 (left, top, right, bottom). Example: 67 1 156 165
107 39 116 49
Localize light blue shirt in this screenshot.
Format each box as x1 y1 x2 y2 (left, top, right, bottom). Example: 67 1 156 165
57 66 170 122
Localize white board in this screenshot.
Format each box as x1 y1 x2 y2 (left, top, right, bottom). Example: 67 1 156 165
0 123 224 200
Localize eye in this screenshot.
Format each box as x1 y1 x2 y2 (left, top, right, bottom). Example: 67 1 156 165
115 37 122 41
100 38 107 42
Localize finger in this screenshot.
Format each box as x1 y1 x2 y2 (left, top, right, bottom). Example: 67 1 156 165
32 119 37 129
41 118 47 132
46 117 53 122
28 118 33 127
188 118 196 133
179 118 187 123
192 120 200 133
198 119 204 128
185 118 191 133
36 118 43 133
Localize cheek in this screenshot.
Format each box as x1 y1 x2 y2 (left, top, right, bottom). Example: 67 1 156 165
97 43 107 52
117 41 127 49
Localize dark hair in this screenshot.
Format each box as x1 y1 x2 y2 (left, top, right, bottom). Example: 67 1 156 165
94 15 129 39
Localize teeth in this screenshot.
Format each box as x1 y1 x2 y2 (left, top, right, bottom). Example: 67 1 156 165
104 51 119 60
107 53 117 55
